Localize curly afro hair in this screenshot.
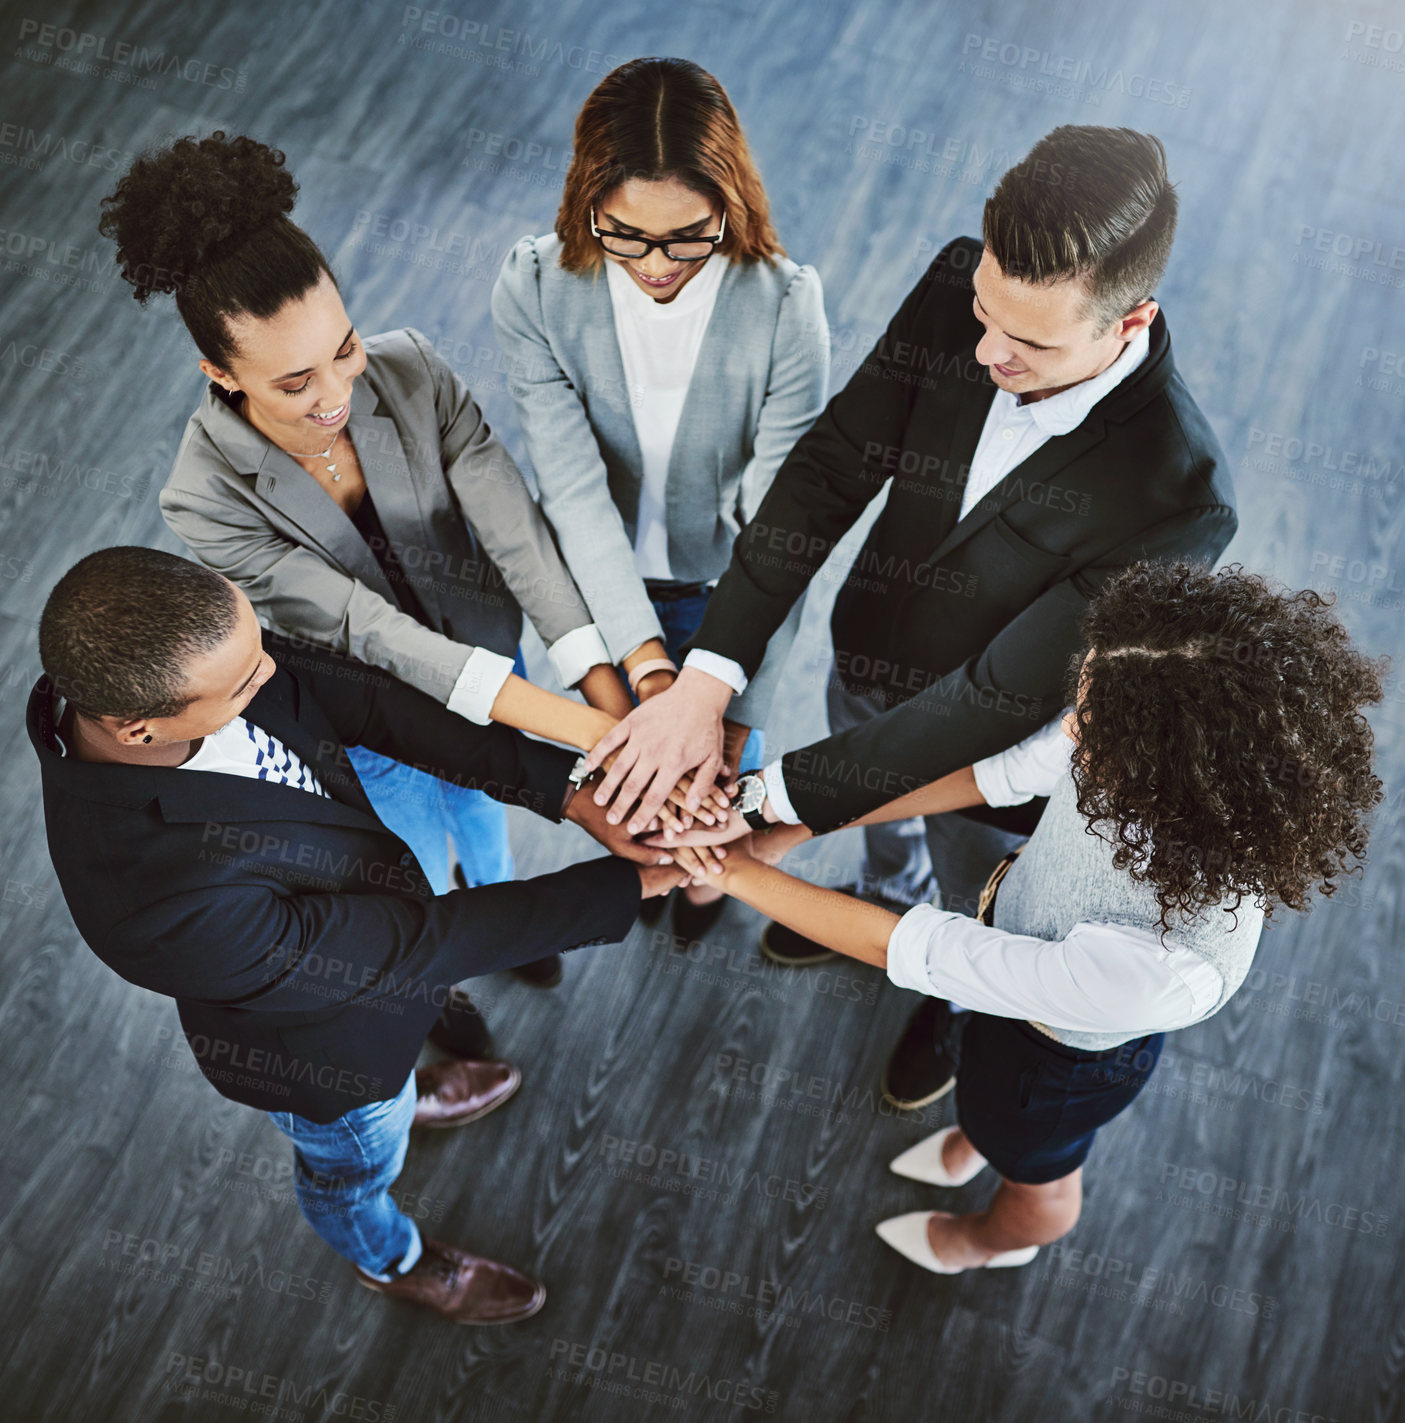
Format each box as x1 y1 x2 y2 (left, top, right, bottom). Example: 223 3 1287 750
1068 561 1385 930
98 130 331 368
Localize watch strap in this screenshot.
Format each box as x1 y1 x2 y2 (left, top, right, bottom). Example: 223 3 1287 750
738 772 769 831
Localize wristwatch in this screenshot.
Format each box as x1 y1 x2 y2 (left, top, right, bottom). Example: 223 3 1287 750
561 753 597 816
734 772 770 831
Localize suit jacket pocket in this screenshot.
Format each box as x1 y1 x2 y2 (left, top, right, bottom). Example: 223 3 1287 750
987 513 1072 574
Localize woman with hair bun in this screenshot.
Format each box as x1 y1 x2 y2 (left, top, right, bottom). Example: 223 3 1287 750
101 130 665 990
492 57 829 941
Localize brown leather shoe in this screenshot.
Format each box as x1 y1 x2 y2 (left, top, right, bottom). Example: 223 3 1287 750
412 1058 520 1129
355 1235 545 1324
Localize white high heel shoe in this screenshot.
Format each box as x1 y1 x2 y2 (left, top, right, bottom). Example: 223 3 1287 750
890 1126 989 1187
876 1212 1039 1275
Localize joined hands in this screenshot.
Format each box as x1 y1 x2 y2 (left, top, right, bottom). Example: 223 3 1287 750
581 668 735 833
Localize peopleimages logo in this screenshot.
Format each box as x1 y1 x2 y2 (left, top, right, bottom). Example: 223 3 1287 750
1156 1162 1388 1235
14 19 246 89
661 1258 891 1331
548 1338 778 1413
959 33 1192 106
165 1354 396 1420
1104 1367 1340 1422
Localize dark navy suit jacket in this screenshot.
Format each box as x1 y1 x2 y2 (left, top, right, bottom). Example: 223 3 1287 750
27 632 640 1122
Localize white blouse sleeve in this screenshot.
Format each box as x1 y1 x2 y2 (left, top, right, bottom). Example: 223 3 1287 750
885 906 1225 1034
972 713 1074 807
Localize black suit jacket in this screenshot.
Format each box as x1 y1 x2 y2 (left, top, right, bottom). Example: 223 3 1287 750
26 632 641 1122
692 238 1237 831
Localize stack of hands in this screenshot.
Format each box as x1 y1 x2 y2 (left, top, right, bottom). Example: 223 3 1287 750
560 667 806 898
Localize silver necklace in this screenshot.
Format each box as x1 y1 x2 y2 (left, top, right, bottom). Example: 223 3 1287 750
298 426 343 481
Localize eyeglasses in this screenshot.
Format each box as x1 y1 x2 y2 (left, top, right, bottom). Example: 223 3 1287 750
590 208 727 262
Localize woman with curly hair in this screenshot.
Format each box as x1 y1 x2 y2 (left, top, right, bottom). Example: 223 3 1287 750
98 129 689 991
660 561 1385 1271
491 56 828 939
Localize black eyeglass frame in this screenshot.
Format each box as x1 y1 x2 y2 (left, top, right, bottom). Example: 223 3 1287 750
589 207 728 262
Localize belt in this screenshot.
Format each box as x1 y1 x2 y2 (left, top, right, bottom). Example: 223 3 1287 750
643 579 708 602
975 848 1060 1043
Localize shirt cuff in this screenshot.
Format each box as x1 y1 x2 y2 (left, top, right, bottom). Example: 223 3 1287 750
683 648 749 695
446 647 516 725
761 759 802 825
546 624 612 689
886 904 950 995
971 751 1032 808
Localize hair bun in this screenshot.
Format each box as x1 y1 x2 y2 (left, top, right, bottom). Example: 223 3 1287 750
99 131 298 302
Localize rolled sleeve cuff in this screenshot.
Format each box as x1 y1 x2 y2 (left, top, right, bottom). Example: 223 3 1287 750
547 624 611 689
761 759 802 825
446 647 516 725
683 648 748 695
886 904 949 995
972 751 1031 808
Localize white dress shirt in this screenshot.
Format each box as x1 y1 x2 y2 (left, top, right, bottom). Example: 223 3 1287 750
957 323 1149 519
447 624 611 726
55 709 331 798
884 714 1226 1034
752 326 1152 824
606 254 728 583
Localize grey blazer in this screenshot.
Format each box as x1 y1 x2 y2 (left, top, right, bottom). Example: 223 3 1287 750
159 327 603 707
491 233 828 725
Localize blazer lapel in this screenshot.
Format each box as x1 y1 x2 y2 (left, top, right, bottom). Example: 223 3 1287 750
348 380 446 629
155 673 388 834
667 262 739 501
927 415 1108 565
582 272 644 523
926 366 996 547
196 386 395 605
915 310 1174 567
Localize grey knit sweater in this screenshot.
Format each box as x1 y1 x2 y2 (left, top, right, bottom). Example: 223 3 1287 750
994 770 1265 1050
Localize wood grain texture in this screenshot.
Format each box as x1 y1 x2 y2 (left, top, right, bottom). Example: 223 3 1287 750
0 0 1402 1418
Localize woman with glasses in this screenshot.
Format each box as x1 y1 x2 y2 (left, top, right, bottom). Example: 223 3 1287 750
492 56 829 939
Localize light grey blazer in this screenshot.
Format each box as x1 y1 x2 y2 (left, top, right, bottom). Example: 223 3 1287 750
491 233 829 725
159 327 601 706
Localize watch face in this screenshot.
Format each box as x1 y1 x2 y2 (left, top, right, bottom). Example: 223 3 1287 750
739 774 767 814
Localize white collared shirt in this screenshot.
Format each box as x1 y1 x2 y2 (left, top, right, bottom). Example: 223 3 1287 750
54 706 331 799
958 323 1150 517
606 254 728 582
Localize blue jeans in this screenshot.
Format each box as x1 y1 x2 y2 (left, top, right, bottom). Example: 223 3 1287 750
266 1071 421 1279
346 745 513 894
650 587 764 772
344 649 525 895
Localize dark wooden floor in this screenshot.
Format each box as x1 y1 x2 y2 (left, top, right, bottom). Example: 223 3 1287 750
1 0 1403 1419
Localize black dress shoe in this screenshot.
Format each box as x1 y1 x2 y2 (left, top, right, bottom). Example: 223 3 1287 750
427 986 495 1059
511 955 563 988
672 891 726 943
758 887 859 966
882 997 963 1109
638 890 673 927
